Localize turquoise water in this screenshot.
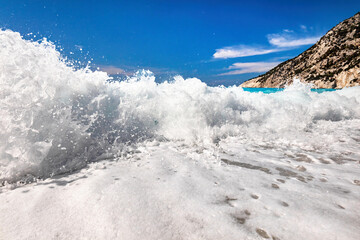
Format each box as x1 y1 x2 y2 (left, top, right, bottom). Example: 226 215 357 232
242 88 337 94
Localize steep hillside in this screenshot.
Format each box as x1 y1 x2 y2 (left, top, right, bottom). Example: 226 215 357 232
241 12 360 89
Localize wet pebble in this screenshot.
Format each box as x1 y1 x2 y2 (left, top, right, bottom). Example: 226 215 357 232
276 179 285 183
256 228 270 239
251 194 259 199
244 210 251 215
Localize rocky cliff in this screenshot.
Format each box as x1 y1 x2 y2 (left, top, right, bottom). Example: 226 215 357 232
241 12 360 89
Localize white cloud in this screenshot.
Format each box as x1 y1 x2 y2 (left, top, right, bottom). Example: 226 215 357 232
213 45 285 59
99 65 127 75
267 34 320 47
300 25 308 32
220 61 281 75
213 27 321 59
283 29 294 33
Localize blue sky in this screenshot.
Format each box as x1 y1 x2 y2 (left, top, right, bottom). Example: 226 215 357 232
1 0 359 86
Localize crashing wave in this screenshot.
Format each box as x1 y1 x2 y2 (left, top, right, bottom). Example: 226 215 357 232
1 29 360 183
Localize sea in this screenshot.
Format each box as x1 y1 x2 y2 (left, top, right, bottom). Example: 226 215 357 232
242 87 336 94
1 29 360 240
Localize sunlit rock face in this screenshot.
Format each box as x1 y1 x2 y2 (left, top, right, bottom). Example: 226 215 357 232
241 12 360 89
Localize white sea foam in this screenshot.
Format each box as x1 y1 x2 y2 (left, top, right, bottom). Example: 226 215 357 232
0 29 360 183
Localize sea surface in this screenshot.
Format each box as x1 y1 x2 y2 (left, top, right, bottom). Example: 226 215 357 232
242 87 336 94
1 29 360 240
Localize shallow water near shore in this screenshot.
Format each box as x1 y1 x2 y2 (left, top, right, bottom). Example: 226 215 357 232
242 87 337 94
1 29 360 240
